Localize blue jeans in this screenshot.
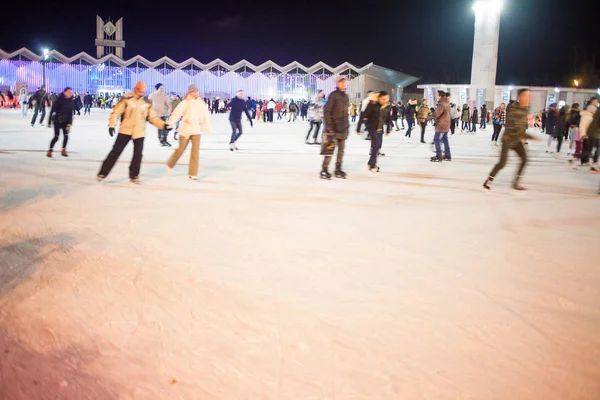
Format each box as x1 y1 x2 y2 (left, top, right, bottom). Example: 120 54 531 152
434 131 451 159
405 119 414 137
21 102 27 117
230 120 243 144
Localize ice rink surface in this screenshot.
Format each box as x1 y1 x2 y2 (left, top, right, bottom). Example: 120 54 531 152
1 108 599 399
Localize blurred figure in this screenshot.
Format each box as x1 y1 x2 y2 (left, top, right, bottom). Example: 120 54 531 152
555 106 569 153
545 103 559 153
450 102 458 135
461 103 470 132
83 92 93 115
19 87 28 119
417 99 430 143
483 89 541 191
471 106 478 133
582 101 600 171
404 98 417 143
306 90 325 145
566 103 580 156
228 89 254 151
149 83 172 146
170 94 182 140
30 85 49 127
46 87 74 158
491 103 506 147
480 104 487 129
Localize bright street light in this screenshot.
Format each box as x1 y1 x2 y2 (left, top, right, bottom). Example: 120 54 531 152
472 0 503 15
554 87 561 93
508 85 513 91
573 79 580 87
42 48 49 60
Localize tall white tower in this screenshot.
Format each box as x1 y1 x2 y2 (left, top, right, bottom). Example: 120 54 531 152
470 0 502 109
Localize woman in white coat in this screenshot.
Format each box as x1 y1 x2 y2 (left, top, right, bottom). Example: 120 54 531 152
166 85 211 180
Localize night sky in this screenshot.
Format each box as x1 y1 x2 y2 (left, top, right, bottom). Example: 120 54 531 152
2 0 599 88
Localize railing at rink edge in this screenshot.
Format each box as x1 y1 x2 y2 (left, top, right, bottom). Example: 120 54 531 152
0 59 363 100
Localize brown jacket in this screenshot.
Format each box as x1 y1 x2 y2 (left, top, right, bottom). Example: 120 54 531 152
432 98 451 133
108 93 166 139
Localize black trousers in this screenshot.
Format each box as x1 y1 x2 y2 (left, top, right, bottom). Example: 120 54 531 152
49 123 69 150
450 118 456 135
489 140 527 179
306 121 321 141
368 131 382 167
581 137 600 164
556 135 564 153
492 124 502 142
267 109 274 122
31 104 45 125
98 134 145 179
158 116 169 142
419 121 427 142
230 120 243 144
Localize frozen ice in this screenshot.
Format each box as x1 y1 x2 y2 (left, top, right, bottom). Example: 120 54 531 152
1 108 599 399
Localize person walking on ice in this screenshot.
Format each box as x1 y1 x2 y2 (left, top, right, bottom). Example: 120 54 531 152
483 88 541 191
228 89 253 151
320 76 350 180
97 81 170 184
165 85 211 180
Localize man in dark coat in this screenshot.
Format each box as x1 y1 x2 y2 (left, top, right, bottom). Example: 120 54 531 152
320 77 350 180
30 85 49 127
46 87 75 158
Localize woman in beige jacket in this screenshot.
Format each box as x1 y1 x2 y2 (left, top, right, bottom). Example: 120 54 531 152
166 85 211 180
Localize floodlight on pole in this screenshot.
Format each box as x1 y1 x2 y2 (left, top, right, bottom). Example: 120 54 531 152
508 85 514 91
573 79 580 88
554 87 561 93
42 48 49 60
472 0 503 15
41 48 49 89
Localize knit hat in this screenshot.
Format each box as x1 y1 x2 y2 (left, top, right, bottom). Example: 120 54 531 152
336 76 347 83
155 83 163 90
586 104 597 113
187 84 198 95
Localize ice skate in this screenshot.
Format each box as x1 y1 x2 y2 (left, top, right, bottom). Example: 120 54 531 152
320 170 331 180
229 143 235 152
96 174 105 182
61 149 68 158
166 166 173 175
591 164 600 172
443 156 452 161
430 156 443 163
483 176 493 191
46 150 53 158
512 176 526 191
188 175 198 180
334 169 347 179
369 166 380 173
130 177 141 184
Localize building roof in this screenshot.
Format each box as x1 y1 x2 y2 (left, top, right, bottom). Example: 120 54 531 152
417 83 599 93
361 64 420 88
0 48 419 84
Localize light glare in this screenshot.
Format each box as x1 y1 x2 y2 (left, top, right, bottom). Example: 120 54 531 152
473 0 503 14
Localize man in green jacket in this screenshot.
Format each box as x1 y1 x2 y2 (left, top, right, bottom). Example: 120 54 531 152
483 88 540 191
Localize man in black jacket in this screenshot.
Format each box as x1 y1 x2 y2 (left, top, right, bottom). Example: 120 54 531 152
46 87 74 158
30 85 49 127
84 92 93 115
229 89 253 151
320 77 350 179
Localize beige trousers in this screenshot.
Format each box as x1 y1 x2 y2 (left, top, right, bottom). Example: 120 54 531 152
167 134 201 176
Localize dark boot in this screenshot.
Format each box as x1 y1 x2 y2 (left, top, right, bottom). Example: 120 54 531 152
512 176 526 191
483 176 493 190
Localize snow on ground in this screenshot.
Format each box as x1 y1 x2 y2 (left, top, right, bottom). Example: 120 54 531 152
0 107 599 400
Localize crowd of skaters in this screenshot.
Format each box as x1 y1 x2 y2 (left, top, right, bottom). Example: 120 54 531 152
5 77 599 194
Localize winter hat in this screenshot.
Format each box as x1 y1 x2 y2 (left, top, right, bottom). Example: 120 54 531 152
336 76 347 83
586 104 597 113
155 83 163 90
187 84 198 95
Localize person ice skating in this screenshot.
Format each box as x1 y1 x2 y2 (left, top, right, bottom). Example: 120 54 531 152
30 85 49 127
288 100 298 122
267 98 276 122
404 98 417 143
19 87 28 119
480 104 487 129
450 102 459 135
170 94 182 140
149 83 172 146
46 87 75 159
306 90 325 144
461 103 470 132
97 81 170 184
483 89 541 191
566 103 580 156
165 85 211 180
320 76 350 180
491 103 506 146
83 92 93 115
555 105 569 154
582 102 600 171
228 89 253 151
417 99 430 143
430 91 452 162
471 106 478 133
360 91 391 172
545 103 558 153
